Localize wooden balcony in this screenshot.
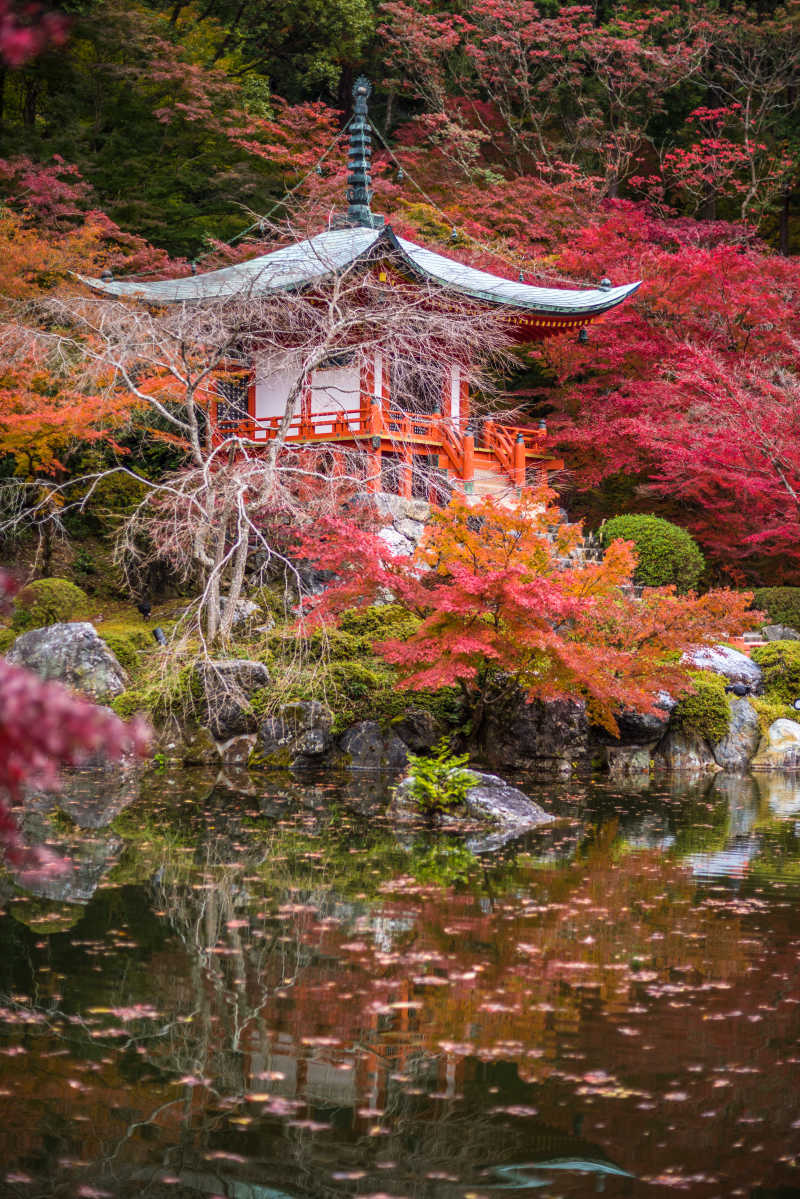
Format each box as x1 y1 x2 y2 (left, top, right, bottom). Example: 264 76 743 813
211 400 563 499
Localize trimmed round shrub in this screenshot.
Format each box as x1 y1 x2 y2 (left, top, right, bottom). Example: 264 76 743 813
11 578 91 631
600 514 705 592
673 671 731 744
751 640 800 705
752 587 800 631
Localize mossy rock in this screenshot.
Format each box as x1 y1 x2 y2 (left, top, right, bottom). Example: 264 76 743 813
11 578 91 631
94 620 152 676
600 514 705 592
0 627 16 655
751 640 800 705
672 670 731 744
753 588 800 630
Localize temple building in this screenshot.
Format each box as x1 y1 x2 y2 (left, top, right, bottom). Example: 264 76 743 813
84 77 640 503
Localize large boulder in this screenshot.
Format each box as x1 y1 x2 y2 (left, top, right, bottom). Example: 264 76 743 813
655 727 719 773
685 645 762 692
750 718 800 772
762 624 800 642
155 717 219 765
256 701 334 769
392 770 554 852
7 622 127 701
594 693 675 746
377 526 415 558
337 721 408 771
483 696 589 777
712 698 760 772
390 707 444 753
194 658 270 739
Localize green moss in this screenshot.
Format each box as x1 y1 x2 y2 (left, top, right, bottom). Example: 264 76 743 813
750 695 795 735
673 670 731 743
751 640 800 705
752 587 800 630
11 577 91 631
94 620 152 676
600 514 705 593
0 628 16 655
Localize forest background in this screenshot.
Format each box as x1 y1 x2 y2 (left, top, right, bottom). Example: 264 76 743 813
1 0 799 589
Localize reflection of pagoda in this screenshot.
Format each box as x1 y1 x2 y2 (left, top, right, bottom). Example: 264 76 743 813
84 77 639 503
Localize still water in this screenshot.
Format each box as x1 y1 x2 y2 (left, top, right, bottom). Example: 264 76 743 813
0 766 798 1199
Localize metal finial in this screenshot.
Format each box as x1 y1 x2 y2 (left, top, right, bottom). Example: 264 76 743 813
346 75 375 227
600 276 612 290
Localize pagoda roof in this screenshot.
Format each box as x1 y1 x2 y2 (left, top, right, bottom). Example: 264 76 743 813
81 224 640 317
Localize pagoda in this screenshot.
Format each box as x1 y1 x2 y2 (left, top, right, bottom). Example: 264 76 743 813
83 77 640 503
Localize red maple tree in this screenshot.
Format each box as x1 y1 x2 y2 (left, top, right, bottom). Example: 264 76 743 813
298 489 757 737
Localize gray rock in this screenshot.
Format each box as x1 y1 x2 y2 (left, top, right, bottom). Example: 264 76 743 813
712 698 760 771
256 700 334 768
338 721 409 771
686 645 762 692
155 717 220 765
761 624 800 641
655 727 719 773
194 658 270 739
223 596 260 627
377 526 414 557
7 622 127 701
596 693 675 745
464 772 554 830
483 696 589 777
391 707 443 753
394 517 426 543
217 733 256 765
750 718 800 772
374 493 430 524
392 769 554 852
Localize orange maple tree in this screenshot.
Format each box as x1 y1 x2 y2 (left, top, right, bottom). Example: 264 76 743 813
299 488 758 736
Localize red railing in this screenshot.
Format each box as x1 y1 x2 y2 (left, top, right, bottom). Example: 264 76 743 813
211 402 548 489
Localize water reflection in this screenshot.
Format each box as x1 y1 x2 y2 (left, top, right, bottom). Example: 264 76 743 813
0 768 798 1198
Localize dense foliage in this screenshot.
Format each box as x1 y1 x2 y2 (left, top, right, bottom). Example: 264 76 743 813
1 0 799 584
299 488 757 739
751 640 800 705
752 588 800 630
673 670 731 744
600 514 705 592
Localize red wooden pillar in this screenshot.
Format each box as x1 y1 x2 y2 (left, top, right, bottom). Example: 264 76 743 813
514 433 526 488
400 445 413 498
247 377 256 440
462 432 475 494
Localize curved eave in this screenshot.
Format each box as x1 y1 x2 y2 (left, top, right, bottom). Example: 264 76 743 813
78 222 641 319
385 228 641 316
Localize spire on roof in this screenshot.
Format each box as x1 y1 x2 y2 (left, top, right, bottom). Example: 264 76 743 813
346 76 383 229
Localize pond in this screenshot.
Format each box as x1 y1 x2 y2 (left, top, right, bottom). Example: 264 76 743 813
0 766 799 1199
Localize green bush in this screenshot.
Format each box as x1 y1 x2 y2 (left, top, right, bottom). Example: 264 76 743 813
673 671 731 744
750 695 795 735
403 739 477 819
751 640 800 705
600 514 705 592
11 578 91 631
752 588 800 631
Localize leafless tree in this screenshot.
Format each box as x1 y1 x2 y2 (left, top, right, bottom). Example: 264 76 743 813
0 229 512 646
